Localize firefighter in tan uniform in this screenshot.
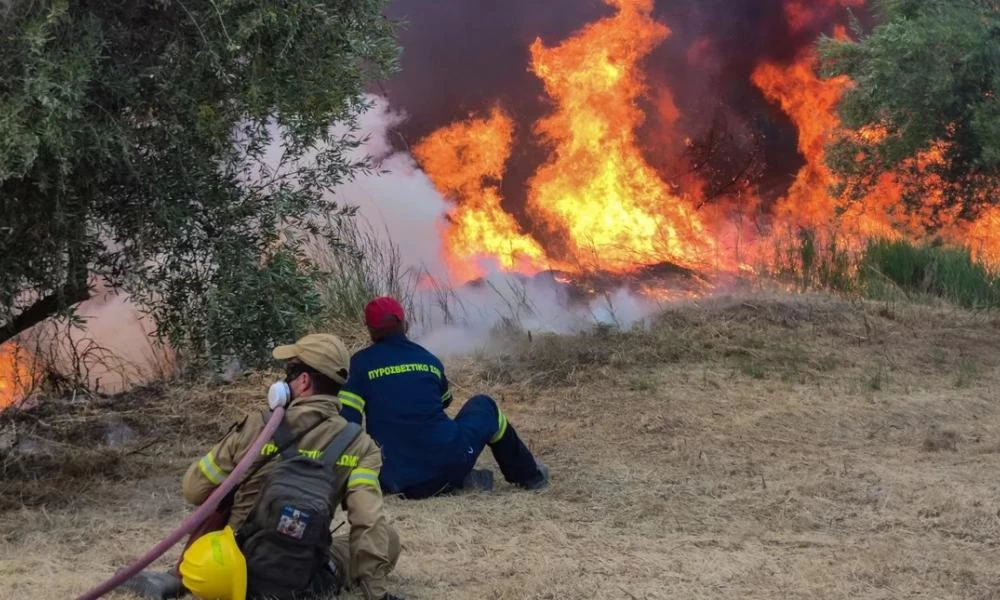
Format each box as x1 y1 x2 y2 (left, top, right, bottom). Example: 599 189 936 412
124 334 403 600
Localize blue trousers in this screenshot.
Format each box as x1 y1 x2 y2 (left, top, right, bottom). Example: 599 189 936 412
395 395 541 499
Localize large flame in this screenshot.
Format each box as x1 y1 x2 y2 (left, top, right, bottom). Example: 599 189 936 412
751 45 917 246
415 0 998 283
417 0 717 281
752 50 851 232
413 107 550 281
0 342 37 410
751 44 999 267
525 0 714 272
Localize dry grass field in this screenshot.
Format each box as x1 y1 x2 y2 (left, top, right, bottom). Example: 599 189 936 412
3 293 1000 599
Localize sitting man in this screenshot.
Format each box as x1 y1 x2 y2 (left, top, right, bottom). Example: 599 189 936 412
337 296 549 499
124 334 403 600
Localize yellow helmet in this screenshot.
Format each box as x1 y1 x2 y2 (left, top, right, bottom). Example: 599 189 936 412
179 526 247 600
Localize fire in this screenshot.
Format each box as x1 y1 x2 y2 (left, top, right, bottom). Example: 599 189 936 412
750 45 925 248
752 52 850 231
414 0 999 288
0 342 37 410
526 0 714 272
750 38 1000 270
417 0 717 281
784 0 865 33
413 107 550 281
964 206 1000 270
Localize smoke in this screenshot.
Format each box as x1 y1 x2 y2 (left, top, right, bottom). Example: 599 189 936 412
23 0 866 390
346 0 878 354
20 285 171 395
411 272 664 358
334 98 451 280
14 94 663 386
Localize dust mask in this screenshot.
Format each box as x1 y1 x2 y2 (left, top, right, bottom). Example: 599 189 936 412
268 381 291 410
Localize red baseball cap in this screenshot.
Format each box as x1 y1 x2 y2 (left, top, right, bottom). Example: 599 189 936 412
365 296 405 329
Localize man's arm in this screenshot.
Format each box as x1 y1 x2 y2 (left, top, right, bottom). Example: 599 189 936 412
338 355 367 425
440 368 453 410
345 436 397 599
182 415 256 505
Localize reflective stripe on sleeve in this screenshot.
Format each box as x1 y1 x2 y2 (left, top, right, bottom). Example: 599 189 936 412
338 390 366 413
348 467 381 492
197 452 227 485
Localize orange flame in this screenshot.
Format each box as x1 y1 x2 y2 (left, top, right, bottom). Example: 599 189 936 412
417 0 718 281
525 0 714 272
415 0 999 286
0 342 37 410
750 36 1000 269
784 0 865 33
750 45 927 248
752 52 850 231
964 206 1000 269
413 107 550 281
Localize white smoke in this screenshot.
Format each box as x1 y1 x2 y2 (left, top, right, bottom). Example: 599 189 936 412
299 96 671 355
410 273 662 358
334 97 451 281
20 285 171 395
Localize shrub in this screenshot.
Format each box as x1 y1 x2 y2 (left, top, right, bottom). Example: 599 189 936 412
860 239 1000 308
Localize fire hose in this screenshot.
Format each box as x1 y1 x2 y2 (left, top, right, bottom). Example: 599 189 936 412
75 406 287 600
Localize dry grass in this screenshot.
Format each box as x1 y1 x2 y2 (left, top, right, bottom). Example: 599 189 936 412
4 293 1000 599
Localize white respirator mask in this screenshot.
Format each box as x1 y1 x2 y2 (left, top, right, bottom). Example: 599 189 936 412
267 381 291 410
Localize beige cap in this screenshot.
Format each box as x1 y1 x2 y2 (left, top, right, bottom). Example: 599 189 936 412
272 333 350 384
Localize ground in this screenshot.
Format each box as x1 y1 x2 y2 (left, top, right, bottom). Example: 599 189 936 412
3 293 1000 599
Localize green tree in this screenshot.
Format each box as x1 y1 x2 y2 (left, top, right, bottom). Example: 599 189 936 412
0 0 398 367
819 0 1000 214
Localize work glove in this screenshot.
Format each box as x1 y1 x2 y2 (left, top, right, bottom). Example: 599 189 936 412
381 595 406 600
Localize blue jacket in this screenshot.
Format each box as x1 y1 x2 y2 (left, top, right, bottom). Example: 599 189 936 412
338 334 459 492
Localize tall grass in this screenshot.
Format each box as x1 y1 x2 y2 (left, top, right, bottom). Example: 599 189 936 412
305 217 570 340
860 239 1000 309
765 228 999 309
763 227 856 293
307 217 423 334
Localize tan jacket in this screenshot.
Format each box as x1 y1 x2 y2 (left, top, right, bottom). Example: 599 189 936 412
182 394 397 598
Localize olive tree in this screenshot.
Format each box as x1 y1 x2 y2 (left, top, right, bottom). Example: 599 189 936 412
0 0 398 366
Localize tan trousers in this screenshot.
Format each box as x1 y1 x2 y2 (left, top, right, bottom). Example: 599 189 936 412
328 526 401 598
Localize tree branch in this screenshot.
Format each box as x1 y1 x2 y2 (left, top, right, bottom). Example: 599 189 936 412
0 283 90 345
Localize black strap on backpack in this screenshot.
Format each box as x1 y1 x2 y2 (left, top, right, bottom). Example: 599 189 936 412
239 410 331 486
271 415 303 460
319 422 363 470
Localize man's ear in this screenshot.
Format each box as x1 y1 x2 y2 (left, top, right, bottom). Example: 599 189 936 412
300 371 314 394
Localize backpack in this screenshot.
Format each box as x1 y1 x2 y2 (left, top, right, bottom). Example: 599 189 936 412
236 414 362 599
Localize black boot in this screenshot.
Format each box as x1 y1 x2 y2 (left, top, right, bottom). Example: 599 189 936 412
490 422 546 488
517 460 549 491
119 570 185 599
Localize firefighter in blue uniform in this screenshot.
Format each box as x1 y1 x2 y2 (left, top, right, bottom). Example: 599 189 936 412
337 296 549 498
